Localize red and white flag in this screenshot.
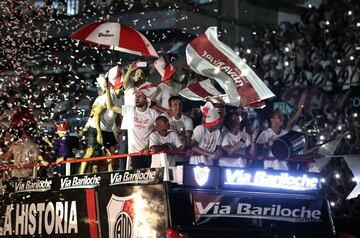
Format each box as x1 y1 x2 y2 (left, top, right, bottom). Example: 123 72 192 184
179 79 237 106
96 64 123 92
154 57 176 81
186 27 274 108
107 64 123 89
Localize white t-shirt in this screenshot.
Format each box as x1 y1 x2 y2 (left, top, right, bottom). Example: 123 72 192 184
121 82 136 130
149 131 183 149
190 125 222 165
163 113 193 133
220 130 250 168
221 130 251 152
256 128 288 170
155 82 177 109
124 81 136 106
122 105 159 153
88 91 124 132
149 131 183 168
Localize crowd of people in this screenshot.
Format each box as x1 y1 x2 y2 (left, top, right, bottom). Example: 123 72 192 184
0 1 359 236
242 0 360 93
0 56 316 179
0 0 359 178
241 0 360 156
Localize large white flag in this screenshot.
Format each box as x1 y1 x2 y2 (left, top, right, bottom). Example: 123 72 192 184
186 27 275 108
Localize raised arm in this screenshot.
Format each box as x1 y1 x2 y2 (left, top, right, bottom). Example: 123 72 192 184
122 61 138 90
105 85 122 114
287 98 304 131
149 101 170 115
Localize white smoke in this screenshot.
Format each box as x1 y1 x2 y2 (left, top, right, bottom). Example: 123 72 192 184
132 186 165 238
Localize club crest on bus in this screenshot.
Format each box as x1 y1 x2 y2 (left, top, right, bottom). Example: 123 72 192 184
107 194 135 238
193 166 210 186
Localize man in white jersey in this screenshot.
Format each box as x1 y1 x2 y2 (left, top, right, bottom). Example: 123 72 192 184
256 101 304 170
190 102 223 165
79 67 124 174
166 96 193 148
117 61 149 169
221 111 258 167
149 116 184 168
154 57 178 110
109 82 160 169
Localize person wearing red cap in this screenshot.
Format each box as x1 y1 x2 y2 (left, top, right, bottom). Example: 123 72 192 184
190 102 223 165
79 65 124 174
154 57 178 110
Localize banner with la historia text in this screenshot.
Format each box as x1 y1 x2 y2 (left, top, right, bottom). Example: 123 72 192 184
0 189 91 237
